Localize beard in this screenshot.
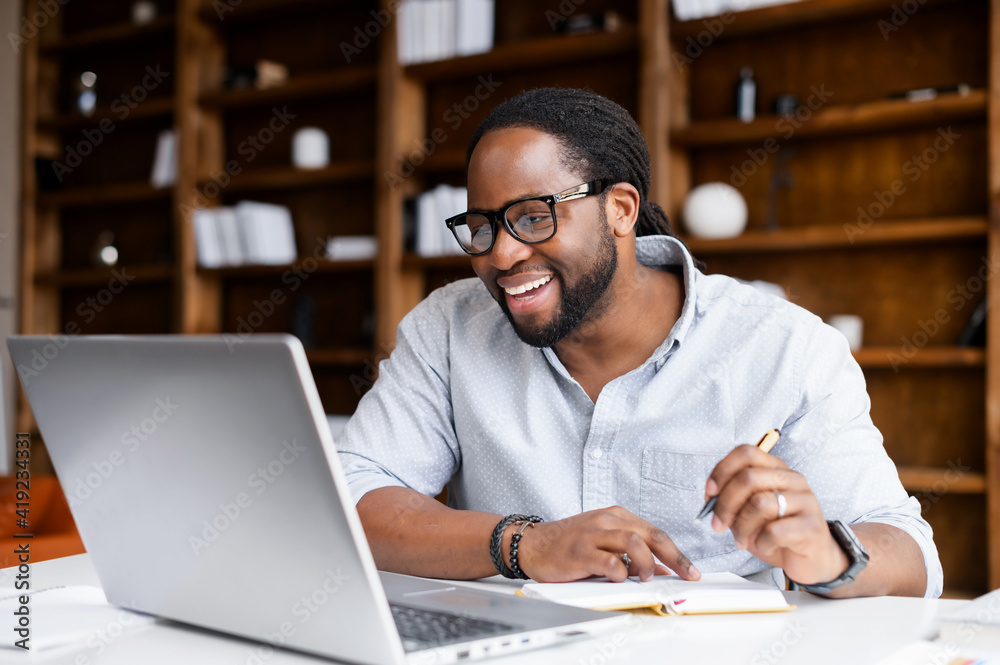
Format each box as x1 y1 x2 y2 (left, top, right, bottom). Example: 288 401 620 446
498 213 618 348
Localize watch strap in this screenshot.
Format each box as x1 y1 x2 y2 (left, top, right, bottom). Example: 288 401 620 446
788 520 869 594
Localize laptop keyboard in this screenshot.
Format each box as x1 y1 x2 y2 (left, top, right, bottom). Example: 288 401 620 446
390 603 516 651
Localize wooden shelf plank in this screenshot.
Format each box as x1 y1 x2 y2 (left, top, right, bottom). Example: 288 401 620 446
39 16 176 53
39 182 172 208
853 346 985 369
34 264 174 287
198 0 351 25
199 67 378 109
38 97 174 132
684 217 987 254
404 28 638 82
402 254 471 270
200 259 375 278
306 347 371 366
672 90 987 146
897 465 985 494
670 0 957 40
197 161 374 194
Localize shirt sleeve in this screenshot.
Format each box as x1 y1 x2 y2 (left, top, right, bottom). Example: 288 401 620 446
779 319 944 598
336 291 461 505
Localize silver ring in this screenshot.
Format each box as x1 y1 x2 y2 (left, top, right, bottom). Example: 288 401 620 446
775 490 787 519
620 553 631 570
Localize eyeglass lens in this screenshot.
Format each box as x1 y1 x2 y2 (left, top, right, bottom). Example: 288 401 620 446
453 199 555 253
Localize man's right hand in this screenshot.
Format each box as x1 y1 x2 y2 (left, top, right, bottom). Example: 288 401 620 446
512 506 700 583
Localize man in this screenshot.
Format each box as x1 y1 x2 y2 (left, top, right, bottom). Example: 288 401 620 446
338 88 941 598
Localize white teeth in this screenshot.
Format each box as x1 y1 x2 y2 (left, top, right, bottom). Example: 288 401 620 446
504 275 552 296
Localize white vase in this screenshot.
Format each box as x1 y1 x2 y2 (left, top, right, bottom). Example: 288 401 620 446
292 127 330 170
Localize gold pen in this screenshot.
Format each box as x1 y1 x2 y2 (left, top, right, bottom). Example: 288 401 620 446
695 429 781 522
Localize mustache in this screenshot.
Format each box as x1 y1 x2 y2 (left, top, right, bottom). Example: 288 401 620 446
496 264 558 280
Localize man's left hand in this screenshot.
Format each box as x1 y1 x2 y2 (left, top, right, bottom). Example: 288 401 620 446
704 444 849 586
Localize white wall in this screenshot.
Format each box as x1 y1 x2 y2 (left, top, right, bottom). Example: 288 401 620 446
0 1 22 475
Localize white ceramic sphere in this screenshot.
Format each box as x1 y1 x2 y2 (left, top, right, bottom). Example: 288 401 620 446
682 182 748 239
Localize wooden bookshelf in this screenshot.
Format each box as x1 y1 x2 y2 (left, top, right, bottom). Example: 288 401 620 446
196 0 352 24
664 0 995 595
198 67 378 109
18 0 184 456
402 253 470 270
196 161 375 193
670 0 955 38
39 183 172 208
200 259 375 278
180 0 386 412
404 28 639 81
34 265 174 287
853 347 986 369
38 97 175 131
39 15 176 52
672 90 988 146
684 217 988 254
898 466 987 494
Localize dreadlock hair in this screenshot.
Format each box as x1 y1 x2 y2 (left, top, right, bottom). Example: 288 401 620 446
466 87 690 251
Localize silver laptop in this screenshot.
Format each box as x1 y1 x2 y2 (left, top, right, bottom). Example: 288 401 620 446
7 334 626 664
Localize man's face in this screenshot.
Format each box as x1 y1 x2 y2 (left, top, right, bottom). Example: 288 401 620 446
466 127 619 348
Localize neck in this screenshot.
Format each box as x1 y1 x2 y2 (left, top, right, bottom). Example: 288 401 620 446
552 259 684 401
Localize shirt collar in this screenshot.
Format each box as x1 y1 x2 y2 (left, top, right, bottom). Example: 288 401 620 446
634 234 698 361
540 234 699 373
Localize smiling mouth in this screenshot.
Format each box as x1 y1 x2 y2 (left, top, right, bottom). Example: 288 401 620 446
503 275 553 300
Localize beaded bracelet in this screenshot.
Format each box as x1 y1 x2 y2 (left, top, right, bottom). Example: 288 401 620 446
508 516 543 580
489 514 543 579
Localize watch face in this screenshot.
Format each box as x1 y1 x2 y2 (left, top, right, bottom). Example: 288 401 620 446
831 521 869 562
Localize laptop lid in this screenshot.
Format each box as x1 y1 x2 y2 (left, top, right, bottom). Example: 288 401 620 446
8 334 406 665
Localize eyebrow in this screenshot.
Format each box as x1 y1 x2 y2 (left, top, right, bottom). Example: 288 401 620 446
468 191 547 213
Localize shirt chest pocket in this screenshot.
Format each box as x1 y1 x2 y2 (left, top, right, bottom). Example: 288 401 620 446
639 448 738 561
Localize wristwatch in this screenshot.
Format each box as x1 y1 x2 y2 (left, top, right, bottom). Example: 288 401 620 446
789 520 869 594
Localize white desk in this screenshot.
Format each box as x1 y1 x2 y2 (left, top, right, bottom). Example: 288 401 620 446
0 555 968 664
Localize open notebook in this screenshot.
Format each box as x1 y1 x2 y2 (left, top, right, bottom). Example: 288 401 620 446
518 572 794 616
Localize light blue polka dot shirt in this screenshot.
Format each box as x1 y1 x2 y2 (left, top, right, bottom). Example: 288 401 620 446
337 235 943 598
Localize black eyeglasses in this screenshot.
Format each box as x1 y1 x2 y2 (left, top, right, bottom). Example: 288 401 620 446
445 180 610 256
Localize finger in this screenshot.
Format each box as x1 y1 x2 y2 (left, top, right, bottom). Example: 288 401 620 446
589 508 696 581
756 517 852 587
650 554 674 576
623 549 663 582
705 443 790 500
628 547 658 583
732 489 809 551
749 514 824 575
646 526 700 581
711 468 808 533
591 529 657 582
587 549 633 583
730 486 800 549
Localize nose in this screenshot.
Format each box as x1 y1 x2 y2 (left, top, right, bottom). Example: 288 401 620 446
488 224 532 271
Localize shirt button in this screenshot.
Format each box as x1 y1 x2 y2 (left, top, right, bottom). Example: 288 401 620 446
592 449 603 459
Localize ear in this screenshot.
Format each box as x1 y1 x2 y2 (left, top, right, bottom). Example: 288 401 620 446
605 182 641 238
